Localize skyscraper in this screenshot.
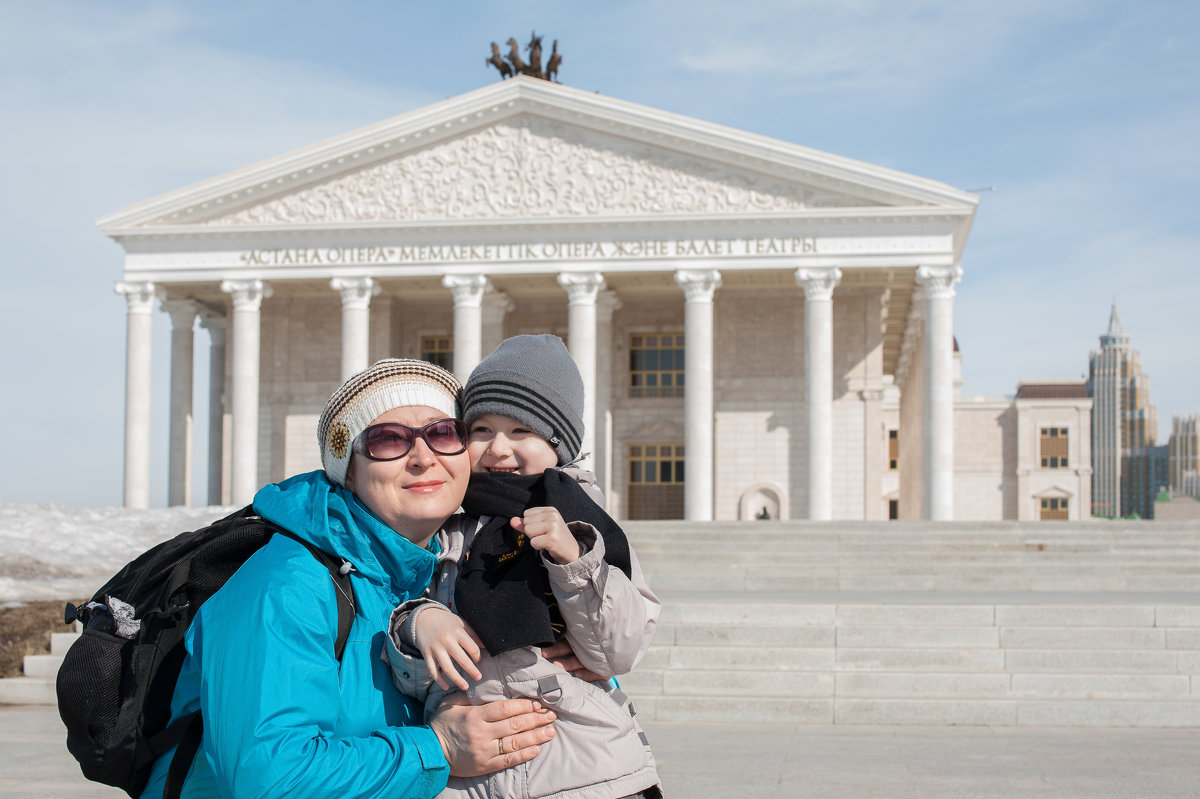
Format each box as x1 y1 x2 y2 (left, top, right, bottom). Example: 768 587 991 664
1087 303 1159 517
1170 415 1200 498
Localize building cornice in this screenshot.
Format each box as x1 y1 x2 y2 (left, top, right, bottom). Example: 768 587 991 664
104 205 974 244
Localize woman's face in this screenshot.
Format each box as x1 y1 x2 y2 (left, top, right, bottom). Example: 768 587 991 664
344 405 470 547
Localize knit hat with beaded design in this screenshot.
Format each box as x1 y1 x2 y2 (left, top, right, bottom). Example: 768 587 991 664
318 358 462 487
461 334 584 466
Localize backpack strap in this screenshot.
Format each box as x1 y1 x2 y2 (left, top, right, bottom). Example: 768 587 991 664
276 531 356 659
162 529 357 799
163 713 202 799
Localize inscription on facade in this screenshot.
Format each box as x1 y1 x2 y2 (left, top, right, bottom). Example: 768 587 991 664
239 237 817 267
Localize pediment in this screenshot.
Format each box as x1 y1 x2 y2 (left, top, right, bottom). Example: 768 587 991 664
628 418 685 440
100 78 976 233
198 115 875 227
1033 486 1074 499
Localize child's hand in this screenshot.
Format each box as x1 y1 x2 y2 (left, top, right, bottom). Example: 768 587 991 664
512 507 581 564
414 607 484 691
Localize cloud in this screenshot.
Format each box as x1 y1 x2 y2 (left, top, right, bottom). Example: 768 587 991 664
663 0 1095 100
955 106 1200 437
0 2 442 505
3 0 1198 504
1 3 437 172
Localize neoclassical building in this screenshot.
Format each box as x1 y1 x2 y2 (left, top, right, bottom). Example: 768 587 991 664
103 77 1078 521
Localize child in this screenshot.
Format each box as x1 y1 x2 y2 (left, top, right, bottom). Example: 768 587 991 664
386 334 662 799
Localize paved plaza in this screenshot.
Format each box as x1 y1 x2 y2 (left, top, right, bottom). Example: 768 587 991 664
2 704 1199 798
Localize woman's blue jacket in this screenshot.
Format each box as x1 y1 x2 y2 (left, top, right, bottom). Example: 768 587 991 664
140 470 450 799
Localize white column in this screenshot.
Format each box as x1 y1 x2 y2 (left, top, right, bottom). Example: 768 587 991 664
442 275 489 381
675 269 722 521
916 265 962 521
481 291 514 357
330 277 379 381
796 267 842 520
162 300 200 507
595 290 621 497
221 279 271 506
115 281 158 509
558 272 606 469
198 312 227 507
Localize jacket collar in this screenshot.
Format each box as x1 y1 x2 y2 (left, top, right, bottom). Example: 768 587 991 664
253 470 437 596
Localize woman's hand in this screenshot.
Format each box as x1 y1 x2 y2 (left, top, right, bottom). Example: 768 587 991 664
430 696 557 777
541 637 605 682
415 607 483 691
512 506 581 564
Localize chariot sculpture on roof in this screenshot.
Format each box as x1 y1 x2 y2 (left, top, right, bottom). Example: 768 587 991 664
487 31 561 83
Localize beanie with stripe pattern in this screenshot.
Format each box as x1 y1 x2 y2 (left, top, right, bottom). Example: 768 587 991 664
462 334 584 466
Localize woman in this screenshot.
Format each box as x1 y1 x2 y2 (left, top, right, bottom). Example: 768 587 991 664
140 359 556 799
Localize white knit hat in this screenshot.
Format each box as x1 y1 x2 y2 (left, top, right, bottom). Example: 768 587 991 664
318 359 462 486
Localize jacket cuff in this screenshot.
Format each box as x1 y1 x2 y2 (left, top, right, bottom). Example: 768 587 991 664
388 598 446 656
406 726 451 792
543 522 604 586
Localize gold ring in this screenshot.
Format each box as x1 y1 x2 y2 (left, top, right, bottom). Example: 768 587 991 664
497 737 505 756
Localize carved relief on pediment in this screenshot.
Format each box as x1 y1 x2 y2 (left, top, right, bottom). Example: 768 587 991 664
203 117 870 226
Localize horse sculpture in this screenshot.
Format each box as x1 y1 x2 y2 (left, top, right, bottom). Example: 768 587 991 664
487 34 560 83
525 31 544 79
486 42 513 79
546 40 562 82
505 38 527 76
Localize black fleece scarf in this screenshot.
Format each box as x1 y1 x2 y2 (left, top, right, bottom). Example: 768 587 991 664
455 469 633 656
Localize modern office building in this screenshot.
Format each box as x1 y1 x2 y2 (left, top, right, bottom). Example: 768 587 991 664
1087 304 1159 518
1123 445 1169 519
100 77 1091 521
1170 415 1200 498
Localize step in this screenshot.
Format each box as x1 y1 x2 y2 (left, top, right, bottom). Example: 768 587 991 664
631 694 834 724
0 677 56 705
51 631 80 656
21 654 63 680
623 592 1200 727
631 693 1200 727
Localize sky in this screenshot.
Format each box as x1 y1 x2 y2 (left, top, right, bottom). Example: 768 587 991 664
2 0 1197 507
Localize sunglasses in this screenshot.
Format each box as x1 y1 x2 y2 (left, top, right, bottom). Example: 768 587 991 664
351 419 468 461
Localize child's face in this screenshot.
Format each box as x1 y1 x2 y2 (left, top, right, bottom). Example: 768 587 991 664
467 414 559 475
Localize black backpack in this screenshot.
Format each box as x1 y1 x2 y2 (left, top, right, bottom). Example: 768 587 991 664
56 506 356 799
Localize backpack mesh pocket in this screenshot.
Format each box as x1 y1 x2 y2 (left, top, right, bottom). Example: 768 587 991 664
58 626 139 789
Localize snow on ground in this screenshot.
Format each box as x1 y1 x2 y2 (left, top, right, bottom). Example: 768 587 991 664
0 504 238 604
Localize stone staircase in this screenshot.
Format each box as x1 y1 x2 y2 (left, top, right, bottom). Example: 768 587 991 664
5 520 1200 728
0 631 77 705
617 520 1200 727
621 594 1200 727
624 520 1200 593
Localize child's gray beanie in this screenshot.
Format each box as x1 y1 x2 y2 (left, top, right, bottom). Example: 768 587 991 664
462 334 584 465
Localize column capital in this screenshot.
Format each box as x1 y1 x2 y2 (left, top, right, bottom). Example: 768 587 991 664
482 291 515 320
675 269 722 303
115 281 159 313
198 308 226 327
795 267 843 301
221 279 272 311
557 271 606 305
442 274 490 307
915 265 963 300
198 311 227 344
160 299 202 329
330 276 380 310
597 289 622 318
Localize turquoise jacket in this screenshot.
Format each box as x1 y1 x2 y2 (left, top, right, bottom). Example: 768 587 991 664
140 471 450 799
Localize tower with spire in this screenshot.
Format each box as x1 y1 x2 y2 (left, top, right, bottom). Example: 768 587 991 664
1087 302 1160 517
